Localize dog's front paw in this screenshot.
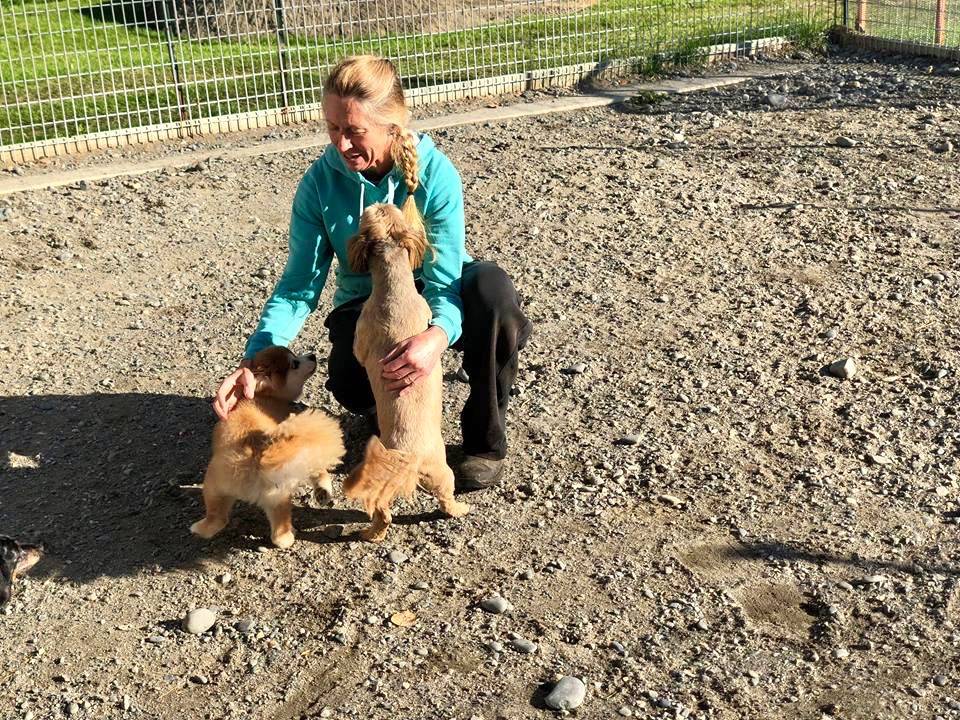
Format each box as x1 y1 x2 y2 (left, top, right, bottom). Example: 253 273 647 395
271 530 296 549
359 525 388 543
444 501 471 518
190 519 225 539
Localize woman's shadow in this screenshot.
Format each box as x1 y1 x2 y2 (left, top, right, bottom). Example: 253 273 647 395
0 392 382 584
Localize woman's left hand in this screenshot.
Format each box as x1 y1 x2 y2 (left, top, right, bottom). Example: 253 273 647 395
381 325 448 396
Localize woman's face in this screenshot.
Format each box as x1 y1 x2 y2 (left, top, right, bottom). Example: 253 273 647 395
323 94 394 175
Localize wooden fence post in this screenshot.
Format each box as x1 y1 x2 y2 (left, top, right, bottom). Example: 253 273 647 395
855 0 868 32
935 0 948 44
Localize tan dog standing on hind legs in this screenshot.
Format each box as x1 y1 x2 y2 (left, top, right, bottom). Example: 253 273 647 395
345 201 470 542
191 346 345 548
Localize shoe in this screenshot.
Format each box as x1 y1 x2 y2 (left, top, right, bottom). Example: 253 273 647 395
456 455 504 490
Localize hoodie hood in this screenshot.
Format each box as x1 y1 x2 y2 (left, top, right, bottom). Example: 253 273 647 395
322 133 439 221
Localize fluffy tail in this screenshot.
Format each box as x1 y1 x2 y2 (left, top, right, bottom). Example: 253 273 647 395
343 436 419 517
257 410 346 477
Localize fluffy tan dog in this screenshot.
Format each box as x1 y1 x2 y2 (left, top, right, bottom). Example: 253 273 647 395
344 203 470 542
191 346 345 548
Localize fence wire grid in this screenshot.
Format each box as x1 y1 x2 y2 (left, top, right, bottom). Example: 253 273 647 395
0 0 947 161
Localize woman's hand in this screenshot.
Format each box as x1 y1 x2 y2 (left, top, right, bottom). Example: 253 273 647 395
380 325 448 396
213 359 256 420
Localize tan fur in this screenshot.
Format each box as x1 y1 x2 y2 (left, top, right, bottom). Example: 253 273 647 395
345 203 470 542
191 346 346 548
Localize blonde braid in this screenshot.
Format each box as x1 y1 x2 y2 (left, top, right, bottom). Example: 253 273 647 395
391 128 426 241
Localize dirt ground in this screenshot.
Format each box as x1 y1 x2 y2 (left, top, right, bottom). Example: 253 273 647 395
2 49 960 720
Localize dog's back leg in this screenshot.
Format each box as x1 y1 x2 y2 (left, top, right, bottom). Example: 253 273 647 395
265 498 296 549
419 459 471 518
360 507 392 543
190 475 236 539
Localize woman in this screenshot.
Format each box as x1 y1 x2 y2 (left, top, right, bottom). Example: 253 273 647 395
213 55 531 490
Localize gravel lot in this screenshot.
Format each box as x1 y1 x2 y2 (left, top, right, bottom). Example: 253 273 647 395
2 49 960 720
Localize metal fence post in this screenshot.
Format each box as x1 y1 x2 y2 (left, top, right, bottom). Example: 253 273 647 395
274 0 291 109
935 0 948 44
163 0 189 123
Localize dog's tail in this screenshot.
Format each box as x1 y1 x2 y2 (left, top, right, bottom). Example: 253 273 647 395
343 436 419 517
257 410 346 477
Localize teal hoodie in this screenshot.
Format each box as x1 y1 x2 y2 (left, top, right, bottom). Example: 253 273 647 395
244 133 472 359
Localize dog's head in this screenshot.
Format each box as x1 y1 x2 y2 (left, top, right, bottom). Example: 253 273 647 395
0 536 44 607
249 346 317 401
348 203 428 273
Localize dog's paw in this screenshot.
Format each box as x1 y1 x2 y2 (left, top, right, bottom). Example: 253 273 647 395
444 501 471 518
190 519 224 539
359 526 388 543
271 531 296 549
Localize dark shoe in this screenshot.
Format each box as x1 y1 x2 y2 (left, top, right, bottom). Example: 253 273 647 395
456 455 504 490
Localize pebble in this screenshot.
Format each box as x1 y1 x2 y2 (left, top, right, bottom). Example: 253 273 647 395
657 494 684 509
67 702 80 717
387 550 408 565
183 608 217 635
456 366 470 383
933 675 949 687
485 640 504 654
218 572 232 585
146 635 165 644
867 453 893 466
652 158 666 169
544 676 586 711
412 581 429 590
821 327 839 341
618 707 633 717
563 362 587 375
508 634 538 654
479 595 513 614
835 136 858 148
832 647 850 659
766 93 787 107
932 139 953 153
236 618 255 634
828 357 857 379
322 525 344 539
615 434 641 446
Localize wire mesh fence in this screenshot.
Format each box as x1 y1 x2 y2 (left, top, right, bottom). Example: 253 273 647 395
2 0 832 161
836 0 960 52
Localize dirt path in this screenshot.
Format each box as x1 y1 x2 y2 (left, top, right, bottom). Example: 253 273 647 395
2 50 959 720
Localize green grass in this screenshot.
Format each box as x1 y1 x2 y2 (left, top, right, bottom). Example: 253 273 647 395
838 0 960 47
0 0 832 147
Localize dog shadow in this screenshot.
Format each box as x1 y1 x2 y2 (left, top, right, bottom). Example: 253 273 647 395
0 392 391 584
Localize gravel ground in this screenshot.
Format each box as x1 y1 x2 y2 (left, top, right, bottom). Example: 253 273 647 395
2 49 960 720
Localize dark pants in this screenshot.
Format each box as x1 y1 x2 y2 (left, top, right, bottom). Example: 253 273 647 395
324 261 532 460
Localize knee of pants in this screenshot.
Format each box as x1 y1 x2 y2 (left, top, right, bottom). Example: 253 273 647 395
325 373 374 414
462 264 526 328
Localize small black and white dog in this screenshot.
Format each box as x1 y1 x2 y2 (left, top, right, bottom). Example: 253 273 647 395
1 536 43 606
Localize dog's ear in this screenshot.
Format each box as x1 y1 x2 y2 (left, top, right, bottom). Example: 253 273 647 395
347 229 372 273
249 346 292 393
343 437 418 515
400 227 429 270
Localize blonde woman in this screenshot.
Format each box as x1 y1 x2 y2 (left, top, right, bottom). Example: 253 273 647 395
213 55 531 490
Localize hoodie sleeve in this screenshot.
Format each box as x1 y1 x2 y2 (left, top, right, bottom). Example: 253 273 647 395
243 164 333 359
421 160 467 347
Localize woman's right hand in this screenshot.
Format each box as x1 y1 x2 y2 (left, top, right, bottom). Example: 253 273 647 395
213 361 256 421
